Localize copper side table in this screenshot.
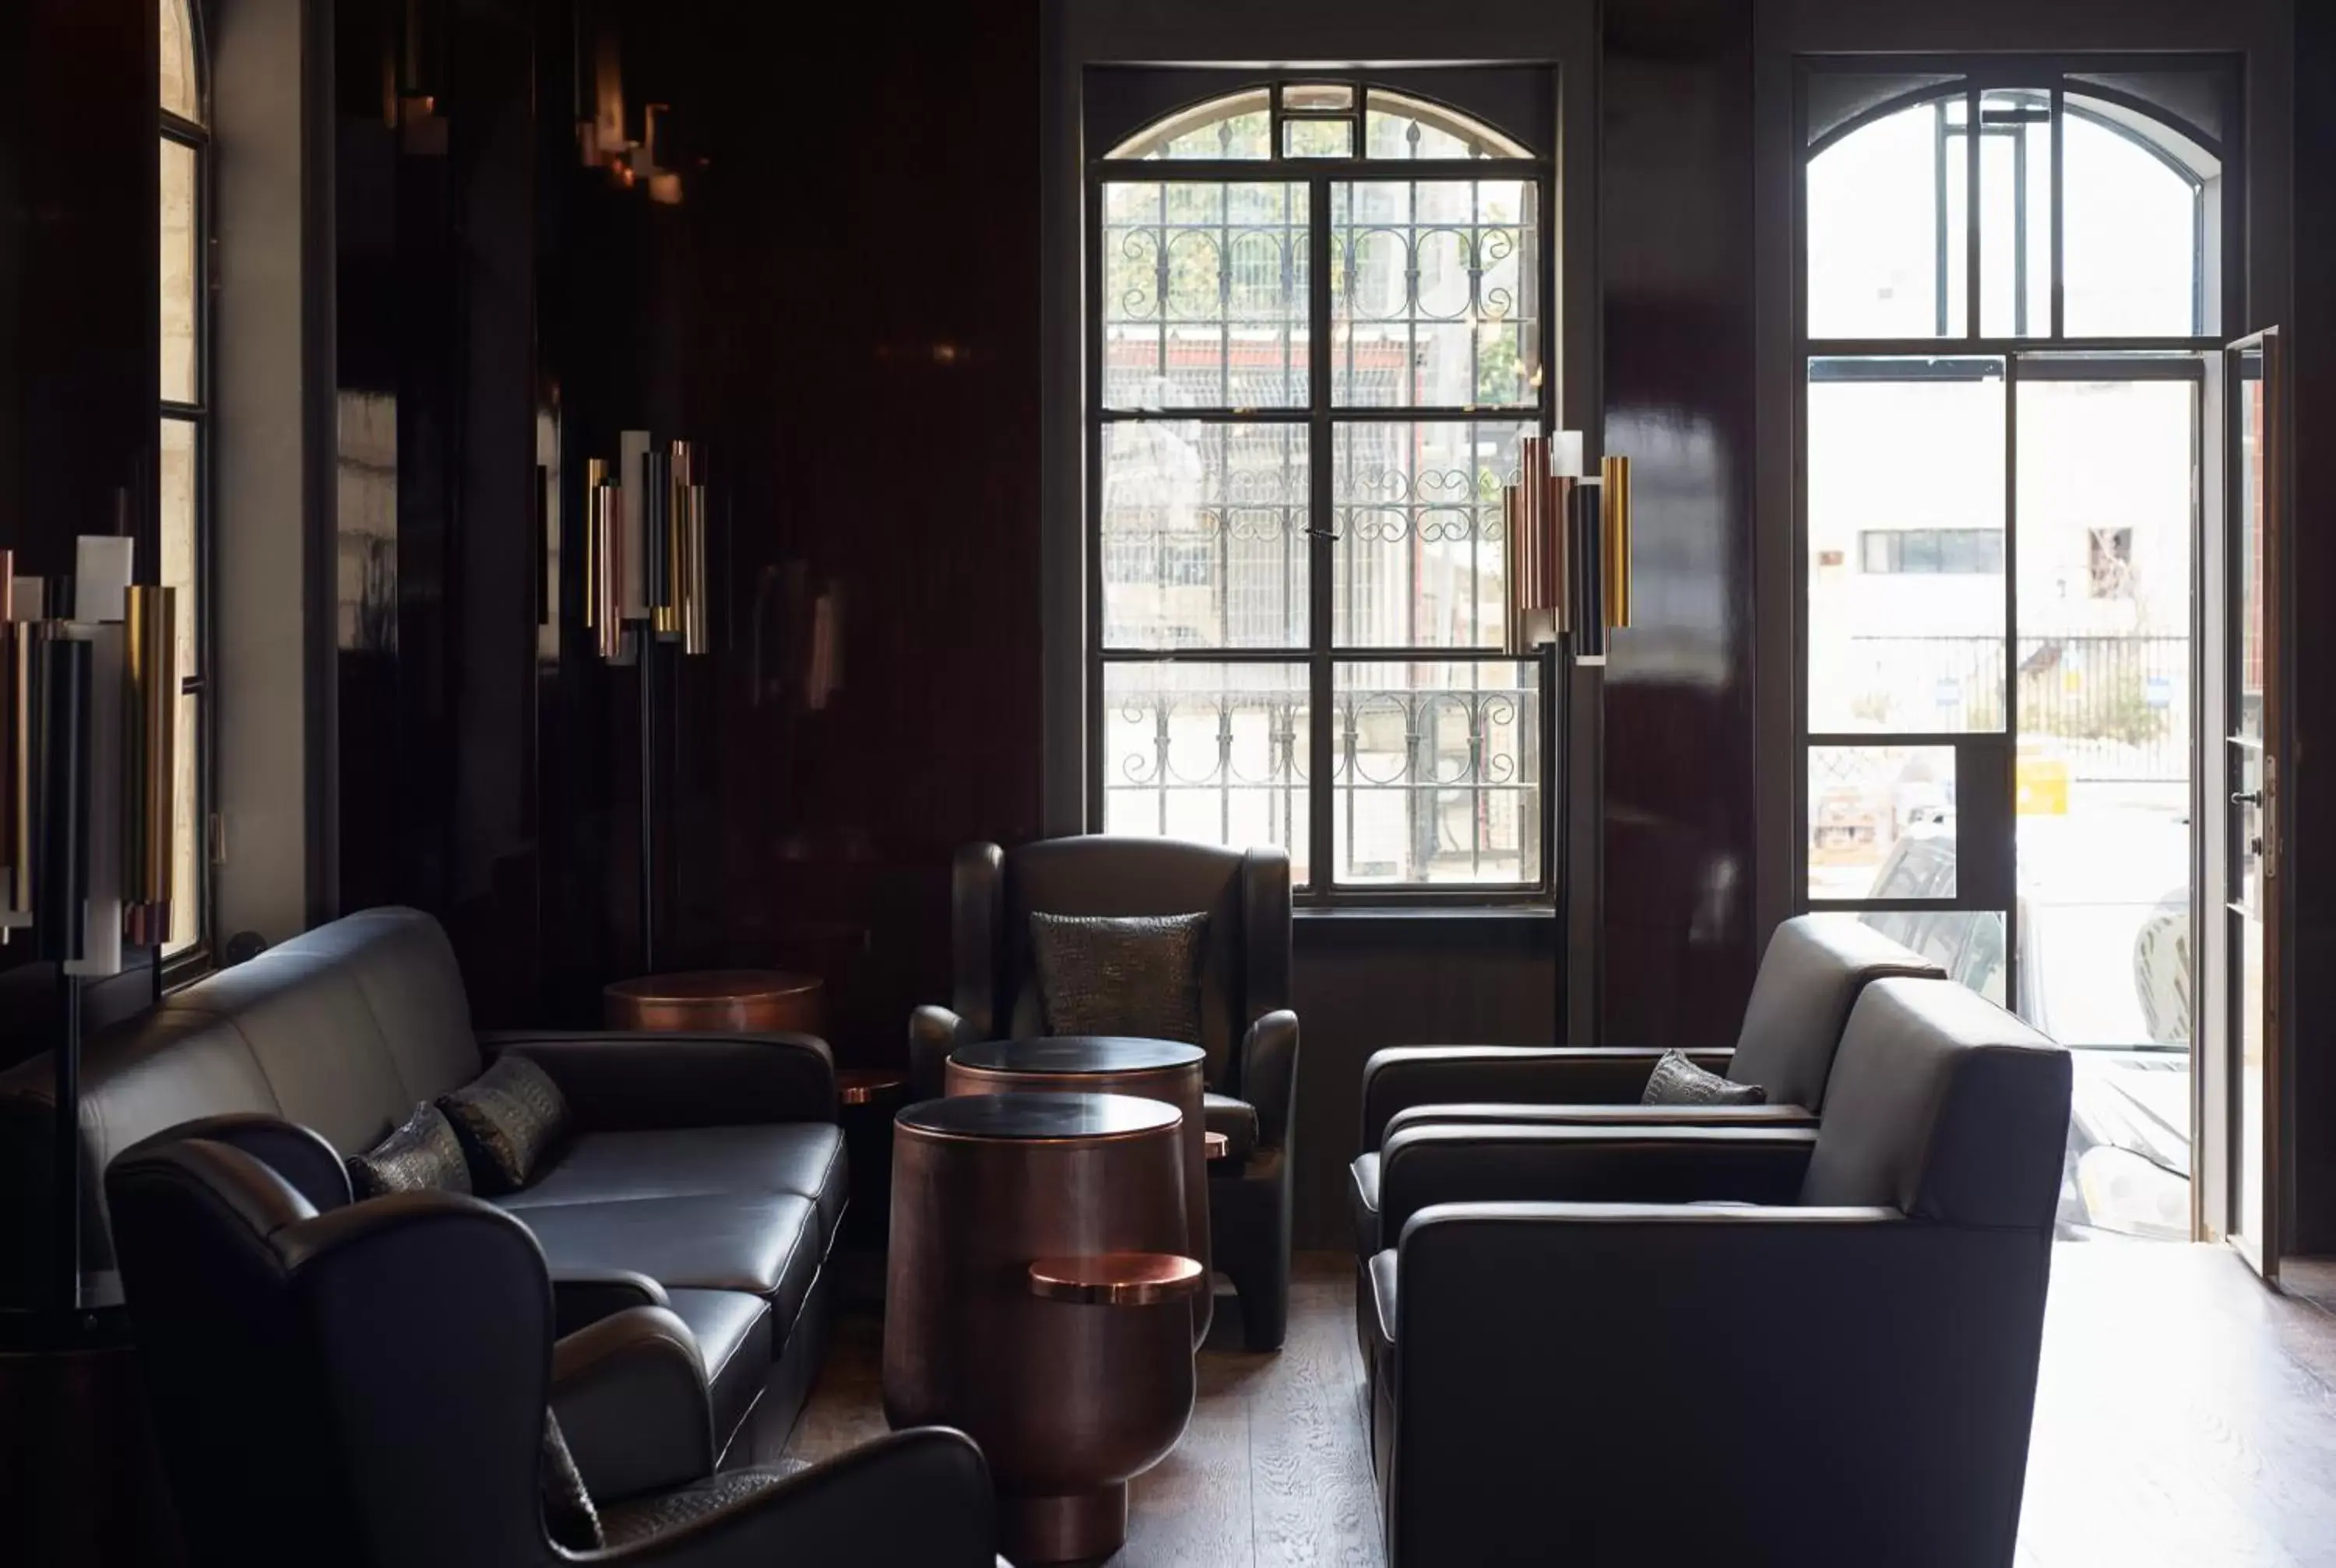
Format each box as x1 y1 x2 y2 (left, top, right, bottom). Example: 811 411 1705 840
885 1092 1201 1565
602 969 825 1034
945 1036 1212 1348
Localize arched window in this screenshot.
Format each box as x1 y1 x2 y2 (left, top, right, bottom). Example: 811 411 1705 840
1796 65 2229 1182
159 0 209 961
1088 79 1554 898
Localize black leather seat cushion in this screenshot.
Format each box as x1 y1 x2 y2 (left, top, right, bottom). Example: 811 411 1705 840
512 1193 823 1331
1204 1093 1258 1166
663 1289 774 1455
505 1124 847 1243
1349 1152 1381 1260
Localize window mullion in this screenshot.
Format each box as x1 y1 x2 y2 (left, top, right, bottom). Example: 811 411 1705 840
1307 175 1335 892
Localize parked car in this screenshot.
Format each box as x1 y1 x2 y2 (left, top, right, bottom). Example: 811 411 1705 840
1858 831 2191 1241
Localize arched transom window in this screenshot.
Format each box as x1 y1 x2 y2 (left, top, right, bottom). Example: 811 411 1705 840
1087 79 1556 899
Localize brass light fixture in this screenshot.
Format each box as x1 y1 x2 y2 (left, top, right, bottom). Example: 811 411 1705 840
1500 431 1633 666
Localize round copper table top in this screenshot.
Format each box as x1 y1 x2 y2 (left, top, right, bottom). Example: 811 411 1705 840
603 969 821 1004
1026 1251 1207 1306
951 1035 1204 1076
895 1091 1180 1144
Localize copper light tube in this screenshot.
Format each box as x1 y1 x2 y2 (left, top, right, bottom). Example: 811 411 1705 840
121 585 176 947
1602 454 1634 630
583 459 626 662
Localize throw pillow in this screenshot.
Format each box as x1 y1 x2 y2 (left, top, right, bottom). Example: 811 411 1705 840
1641 1049 1766 1106
438 1053 572 1194
347 1102 473 1199
541 1411 603 1552
1027 911 1208 1046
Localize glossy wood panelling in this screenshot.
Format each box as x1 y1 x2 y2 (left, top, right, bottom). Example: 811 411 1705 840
1598 0 1762 1052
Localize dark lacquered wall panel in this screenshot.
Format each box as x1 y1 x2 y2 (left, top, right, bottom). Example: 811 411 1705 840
1599 0 1762 1048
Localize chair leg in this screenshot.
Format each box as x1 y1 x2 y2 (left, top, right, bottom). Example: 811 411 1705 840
1229 1265 1287 1352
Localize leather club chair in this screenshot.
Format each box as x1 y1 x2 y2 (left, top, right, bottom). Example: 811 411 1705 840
104 1133 1008 1568
1348 915 1941 1271
910 837 1300 1351
1364 976 2072 1567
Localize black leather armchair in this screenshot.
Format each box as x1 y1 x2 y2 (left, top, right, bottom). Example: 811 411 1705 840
105 1134 1008 1568
1364 976 2072 1567
911 836 1299 1350
1348 915 1941 1267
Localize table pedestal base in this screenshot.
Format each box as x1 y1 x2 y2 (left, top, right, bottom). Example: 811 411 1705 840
1004 1485 1129 1565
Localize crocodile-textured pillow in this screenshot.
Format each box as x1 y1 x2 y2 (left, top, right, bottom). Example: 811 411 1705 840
1641 1050 1766 1106
438 1053 572 1194
347 1102 473 1199
1028 911 1208 1046
542 1412 603 1552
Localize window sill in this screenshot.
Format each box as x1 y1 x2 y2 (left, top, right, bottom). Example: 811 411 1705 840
1293 904 1556 923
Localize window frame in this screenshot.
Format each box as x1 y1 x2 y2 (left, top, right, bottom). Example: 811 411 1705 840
159 0 215 983
1085 77 1562 908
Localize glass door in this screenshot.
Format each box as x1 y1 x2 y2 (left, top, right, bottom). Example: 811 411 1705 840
2223 329 2282 1280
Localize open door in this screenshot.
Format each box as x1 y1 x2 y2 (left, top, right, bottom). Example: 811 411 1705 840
2221 329 2285 1281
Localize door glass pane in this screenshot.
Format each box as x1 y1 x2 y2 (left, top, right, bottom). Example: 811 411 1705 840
1861 909 2008 1008
1101 662 1308 883
1807 95 1965 339
1807 744 1957 902
1333 660 1540 886
160 139 199 404
160 418 199 680
2063 96 2206 338
1807 359 2006 732
2013 377 2194 1049
2230 343 2270 1257
1099 421 1306 650
1332 420 1529 649
1978 91 2052 338
1102 181 1308 411
1332 179 1539 408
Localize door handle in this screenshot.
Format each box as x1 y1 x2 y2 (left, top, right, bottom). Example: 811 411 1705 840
2232 790 2264 807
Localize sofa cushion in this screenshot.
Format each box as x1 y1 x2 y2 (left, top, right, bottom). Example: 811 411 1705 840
502 1124 847 1246
1349 1152 1382 1259
1203 1093 1258 1166
1641 1050 1766 1107
348 1102 472 1197
440 1054 573 1194
663 1289 773 1454
512 1194 823 1330
1028 910 1210 1047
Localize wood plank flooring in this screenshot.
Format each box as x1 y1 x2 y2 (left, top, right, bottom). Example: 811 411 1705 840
786 1246 2336 1566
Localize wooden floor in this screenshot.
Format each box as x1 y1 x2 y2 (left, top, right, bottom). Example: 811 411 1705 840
786 1246 2336 1567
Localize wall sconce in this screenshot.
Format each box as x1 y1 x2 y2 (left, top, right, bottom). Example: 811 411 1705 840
576 18 684 204
1500 433 1633 666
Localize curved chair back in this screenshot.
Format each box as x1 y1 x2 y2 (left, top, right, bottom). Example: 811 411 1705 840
1728 915 1944 1109
107 1139 558 1568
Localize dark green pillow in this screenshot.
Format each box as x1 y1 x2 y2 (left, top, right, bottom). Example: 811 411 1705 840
347 1102 472 1199
438 1053 572 1194
1028 911 1208 1046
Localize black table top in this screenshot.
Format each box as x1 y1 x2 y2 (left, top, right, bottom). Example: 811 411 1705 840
951 1035 1205 1075
895 1091 1181 1142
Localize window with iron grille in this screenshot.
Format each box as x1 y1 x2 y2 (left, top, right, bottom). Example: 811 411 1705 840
1088 79 1556 898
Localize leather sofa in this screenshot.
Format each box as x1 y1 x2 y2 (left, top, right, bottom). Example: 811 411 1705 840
0 906 845 1459
910 837 1300 1349
1348 915 1940 1270
105 1133 1004 1568
1364 976 2072 1566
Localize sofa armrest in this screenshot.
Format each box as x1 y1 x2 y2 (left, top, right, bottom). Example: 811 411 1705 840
551 1305 715 1504
1386 1204 2049 1568
1378 1123 1817 1240
1382 1100 1817 1143
118 1112 353 1212
1360 1046 1735 1151
610 1426 1000 1568
480 1031 835 1130
909 1005 973 1102
1242 1010 1299 1148
551 1267 670 1338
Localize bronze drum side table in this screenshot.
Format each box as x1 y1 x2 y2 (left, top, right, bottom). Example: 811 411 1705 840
884 1092 1202 1565
945 1035 1212 1345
